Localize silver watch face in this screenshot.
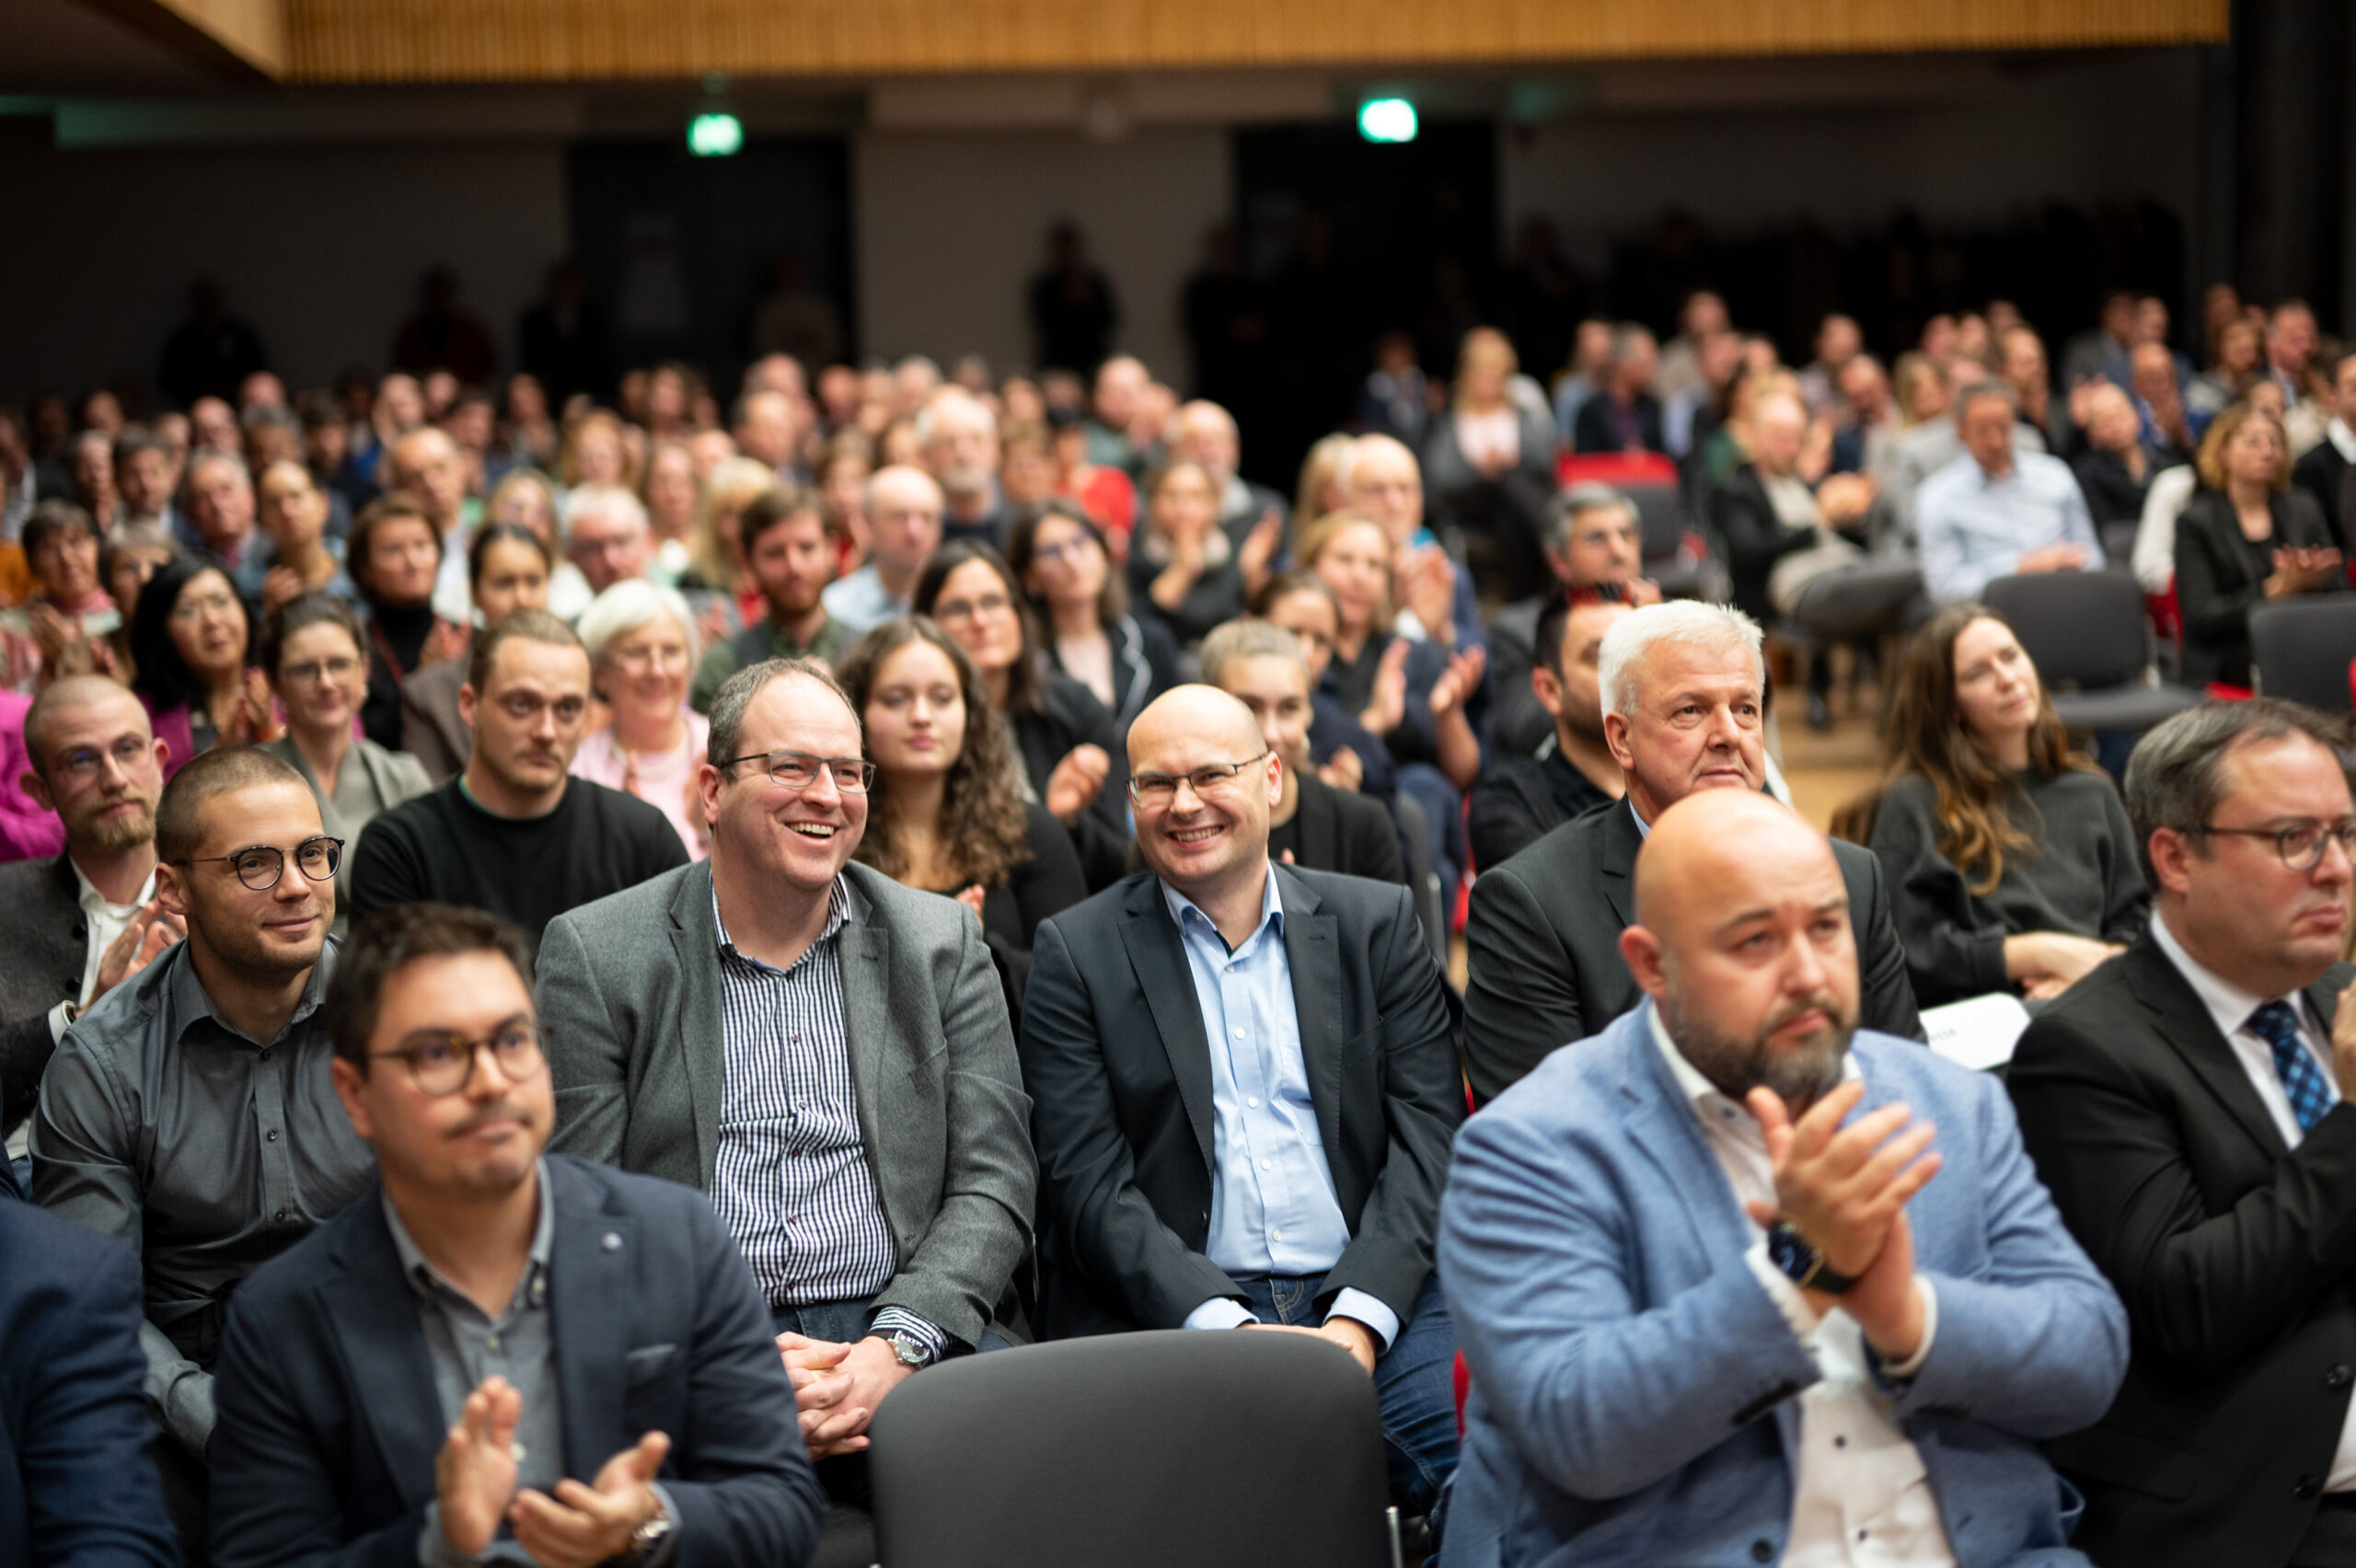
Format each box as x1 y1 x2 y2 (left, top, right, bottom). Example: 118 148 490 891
889 1332 927 1367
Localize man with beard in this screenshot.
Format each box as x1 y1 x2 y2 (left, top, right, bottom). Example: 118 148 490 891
346 610 687 954
31 745 377 1560
919 388 1009 547
208 903 825 1568
691 485 852 712
1438 789 2127 1568
1468 593 1629 870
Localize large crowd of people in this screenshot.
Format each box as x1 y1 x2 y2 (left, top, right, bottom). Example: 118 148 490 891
5 277 2356 1568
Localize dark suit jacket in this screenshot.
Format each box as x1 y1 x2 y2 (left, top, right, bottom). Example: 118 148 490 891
1463 801 1922 1104
1015 670 1133 892
209 1156 825 1568
2174 486 2343 687
0 1198 178 1566
1018 865 1464 1339
2008 940 2356 1568
1709 463 1814 623
1572 392 1665 455
1282 773 1406 885
0 853 94 1140
2293 437 2351 551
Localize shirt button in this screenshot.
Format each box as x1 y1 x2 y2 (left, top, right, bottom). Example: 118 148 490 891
1833 1435 1847 1447
1260 1159 1273 1171
1750 1541 1773 1563
259 1049 272 1063
1246 1097 1260 1108
266 1129 280 1142
1232 1028 1245 1039
273 1208 287 1222
1271 1228 1283 1241
2328 1365 2352 1389
485 1332 502 1352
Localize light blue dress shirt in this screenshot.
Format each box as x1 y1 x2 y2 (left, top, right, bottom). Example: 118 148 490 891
1162 872 1401 1348
1914 448 2103 604
819 564 907 632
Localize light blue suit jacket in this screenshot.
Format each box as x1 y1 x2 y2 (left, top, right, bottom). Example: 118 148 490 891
1437 1004 2128 1568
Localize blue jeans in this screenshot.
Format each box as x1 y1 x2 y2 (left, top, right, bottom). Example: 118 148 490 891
1233 1273 1458 1515
771 1297 1015 1506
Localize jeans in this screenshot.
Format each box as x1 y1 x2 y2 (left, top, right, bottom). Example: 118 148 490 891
1232 1273 1459 1516
771 1297 1015 1506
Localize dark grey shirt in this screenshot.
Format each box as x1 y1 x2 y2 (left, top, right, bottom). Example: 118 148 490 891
30 939 375 1455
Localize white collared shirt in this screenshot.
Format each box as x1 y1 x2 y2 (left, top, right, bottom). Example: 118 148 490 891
6 862 157 1163
1648 1007 1957 1567
2328 417 2356 467
2147 912 2356 1490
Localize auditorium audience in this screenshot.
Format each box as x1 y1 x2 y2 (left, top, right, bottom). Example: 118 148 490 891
825 464 942 631
1017 685 1462 1512
1440 787 2128 1568
538 657 1035 1495
32 746 374 1558
915 540 1132 892
128 552 279 771
1463 601 1918 1103
349 490 466 750
2071 382 2157 527
2010 700 2356 1568
1127 457 1276 646
1469 593 1629 870
689 483 852 712
1423 327 1559 600
1168 398 1288 556
1844 605 2147 1008
572 579 710 859
1917 380 2103 603
1484 484 1657 758
253 457 352 613
182 449 269 599
1572 323 1665 454
346 609 688 951
260 593 432 851
400 519 552 783
2175 401 2343 689
1253 569 1402 801
2291 347 2356 548
209 901 826 1568
835 617 1086 1019
918 388 1009 547
1345 432 1485 652
1007 498 1181 733
1199 618 1404 884
564 482 656 595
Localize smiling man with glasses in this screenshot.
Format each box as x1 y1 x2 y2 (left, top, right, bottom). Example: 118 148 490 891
30 743 376 1562
537 655 1034 1505
1018 683 1464 1518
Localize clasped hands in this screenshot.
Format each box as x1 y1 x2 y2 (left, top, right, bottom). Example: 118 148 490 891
436 1375 667 1567
775 1332 917 1459
1240 1314 1379 1376
1741 1080 1942 1365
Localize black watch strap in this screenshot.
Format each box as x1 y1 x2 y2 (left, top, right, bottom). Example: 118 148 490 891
1767 1221 1860 1296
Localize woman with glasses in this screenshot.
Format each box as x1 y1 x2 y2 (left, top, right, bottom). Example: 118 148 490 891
1837 605 2148 1008
836 617 1085 1022
1007 500 1181 734
260 592 431 852
571 580 709 859
127 553 280 777
914 541 1131 891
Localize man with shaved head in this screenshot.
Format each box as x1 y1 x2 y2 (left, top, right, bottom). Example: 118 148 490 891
1464 599 1919 1101
1440 789 2127 1568
1020 684 1464 1514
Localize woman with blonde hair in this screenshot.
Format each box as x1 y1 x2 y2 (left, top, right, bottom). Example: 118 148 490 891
684 455 779 628
1294 432 1354 526
2174 399 2343 689
1422 326 1560 599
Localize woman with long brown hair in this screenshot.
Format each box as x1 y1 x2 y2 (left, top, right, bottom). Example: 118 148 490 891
1841 603 2147 1007
835 616 1086 1021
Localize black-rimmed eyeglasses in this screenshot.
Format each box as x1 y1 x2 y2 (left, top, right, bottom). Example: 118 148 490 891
174 836 344 891
720 750 876 793
369 1020 547 1097
2198 820 2356 871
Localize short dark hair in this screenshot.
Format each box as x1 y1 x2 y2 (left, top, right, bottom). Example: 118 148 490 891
326 902 534 1070
112 424 172 470
707 657 856 767
22 499 98 562
737 482 824 553
260 591 366 679
128 553 247 712
468 606 582 695
155 744 307 864
467 520 553 590
348 490 443 605
911 541 1045 717
2123 698 2352 885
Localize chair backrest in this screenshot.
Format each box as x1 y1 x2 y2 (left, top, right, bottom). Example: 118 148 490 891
1620 480 1686 561
1557 450 1678 490
1980 571 2151 690
2251 597 2356 714
868 1331 1393 1568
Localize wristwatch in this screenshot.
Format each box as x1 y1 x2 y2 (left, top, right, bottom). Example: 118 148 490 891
872 1329 936 1369
624 1493 674 1564
1765 1222 1860 1296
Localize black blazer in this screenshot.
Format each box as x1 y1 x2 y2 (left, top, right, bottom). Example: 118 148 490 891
2174 487 2342 688
969 801 1090 1032
1018 865 1464 1340
1045 612 1182 736
1014 668 1133 893
1709 462 1814 623
209 1156 826 1568
2292 438 2351 550
1467 749 1616 873
1463 801 1922 1104
2008 940 2356 1568
1572 392 1665 455
1282 772 1407 885
0 854 96 1140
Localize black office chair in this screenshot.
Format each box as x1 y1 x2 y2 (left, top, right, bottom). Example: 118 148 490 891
2250 596 2356 714
811 1505 878 1568
1623 479 1722 601
868 1331 1399 1568
1981 571 2201 733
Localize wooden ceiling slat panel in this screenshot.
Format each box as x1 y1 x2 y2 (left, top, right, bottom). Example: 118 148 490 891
282 0 2229 84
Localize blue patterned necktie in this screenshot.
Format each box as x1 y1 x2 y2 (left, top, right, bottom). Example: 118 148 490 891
2250 999 2335 1133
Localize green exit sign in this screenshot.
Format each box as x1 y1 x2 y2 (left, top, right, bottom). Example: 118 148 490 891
687 112 744 157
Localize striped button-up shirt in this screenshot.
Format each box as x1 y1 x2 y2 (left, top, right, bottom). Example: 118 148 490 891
710 880 943 1357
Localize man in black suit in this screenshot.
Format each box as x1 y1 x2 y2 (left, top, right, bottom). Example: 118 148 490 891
1019 686 1463 1512
1570 323 1665 455
2010 699 2356 1568
1 678 181 1167
211 901 824 1568
1463 600 1918 1103
1469 593 1627 870
1201 617 1404 885
2292 350 2356 551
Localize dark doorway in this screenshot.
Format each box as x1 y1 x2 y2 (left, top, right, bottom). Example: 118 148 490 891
567 137 854 396
1222 119 1498 489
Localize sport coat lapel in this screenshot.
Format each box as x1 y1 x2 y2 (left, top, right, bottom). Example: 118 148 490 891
834 880 903 1190
1119 879 1217 1172
319 1193 446 1514
665 862 726 1188
2127 940 2291 1159
549 1161 633 1479
1276 866 1347 1167
1596 801 1641 928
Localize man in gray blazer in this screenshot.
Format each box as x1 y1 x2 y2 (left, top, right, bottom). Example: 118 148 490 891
537 656 1034 1498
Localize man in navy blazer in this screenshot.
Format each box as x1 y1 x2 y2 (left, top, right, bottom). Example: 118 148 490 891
209 903 823 1568
0 1192 180 1567
1438 790 2125 1568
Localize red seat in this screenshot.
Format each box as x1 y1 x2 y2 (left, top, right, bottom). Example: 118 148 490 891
1453 1351 1471 1437
1557 451 1677 490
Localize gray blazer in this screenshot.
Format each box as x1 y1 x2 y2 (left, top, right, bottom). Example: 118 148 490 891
537 859 1036 1349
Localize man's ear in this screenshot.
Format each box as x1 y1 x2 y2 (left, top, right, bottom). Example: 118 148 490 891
329 1055 375 1142
1603 709 1635 772
1620 923 1669 1000
2147 827 2196 898
156 860 191 919
457 683 477 731
1532 665 1565 721
19 767 53 814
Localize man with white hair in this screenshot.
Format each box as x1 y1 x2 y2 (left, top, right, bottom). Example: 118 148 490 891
918 389 1007 546
1462 600 1919 1101
565 483 656 595
822 466 943 632
183 447 271 599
